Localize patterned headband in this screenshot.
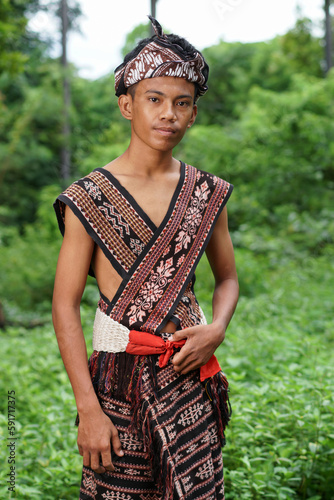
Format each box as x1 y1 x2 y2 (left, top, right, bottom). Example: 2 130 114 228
114 16 209 98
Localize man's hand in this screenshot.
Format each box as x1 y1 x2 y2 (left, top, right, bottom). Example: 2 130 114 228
77 406 124 474
171 323 224 375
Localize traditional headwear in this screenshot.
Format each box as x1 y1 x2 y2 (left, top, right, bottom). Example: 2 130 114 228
114 16 209 98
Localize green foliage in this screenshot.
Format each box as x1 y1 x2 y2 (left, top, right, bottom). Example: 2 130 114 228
200 41 261 125
0 0 36 74
78 140 130 177
0 324 82 499
0 66 122 225
1 12 333 498
70 74 129 177
197 254 334 499
1 133 58 223
177 71 334 249
200 21 323 127
0 185 62 313
281 18 323 77
0 0 48 79
0 253 333 499
121 22 151 58
248 38 294 93
0 61 66 225
231 72 334 227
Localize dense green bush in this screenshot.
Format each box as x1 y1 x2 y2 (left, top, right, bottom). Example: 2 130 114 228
0 185 61 315
177 71 334 227
221 256 334 499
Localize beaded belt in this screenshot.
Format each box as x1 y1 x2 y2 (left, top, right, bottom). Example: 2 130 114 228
92 308 221 382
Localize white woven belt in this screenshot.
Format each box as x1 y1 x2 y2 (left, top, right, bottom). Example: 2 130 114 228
92 307 207 353
93 309 129 352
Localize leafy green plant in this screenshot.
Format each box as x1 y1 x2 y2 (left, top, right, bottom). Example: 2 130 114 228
1 253 333 499
0 185 62 315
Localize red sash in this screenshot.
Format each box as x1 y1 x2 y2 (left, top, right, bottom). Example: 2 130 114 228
126 330 221 382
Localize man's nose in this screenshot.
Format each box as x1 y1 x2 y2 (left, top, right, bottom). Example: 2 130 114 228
160 102 177 121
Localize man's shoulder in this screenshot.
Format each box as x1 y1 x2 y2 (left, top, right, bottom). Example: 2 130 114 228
59 168 111 194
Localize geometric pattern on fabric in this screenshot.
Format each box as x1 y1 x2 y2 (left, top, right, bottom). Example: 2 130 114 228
54 169 154 276
114 37 208 98
172 280 203 330
54 162 233 499
79 362 225 500
114 16 209 98
108 165 232 334
54 163 233 335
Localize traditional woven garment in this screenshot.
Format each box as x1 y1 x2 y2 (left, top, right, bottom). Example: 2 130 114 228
114 16 209 98
54 162 233 499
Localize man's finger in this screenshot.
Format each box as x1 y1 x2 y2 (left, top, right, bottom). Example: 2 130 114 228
172 342 193 367
101 448 115 472
110 427 124 457
82 450 90 468
173 353 195 372
180 361 200 375
90 452 105 474
171 330 188 342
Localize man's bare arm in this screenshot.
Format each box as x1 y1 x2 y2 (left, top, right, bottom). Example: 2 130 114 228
172 207 239 374
52 207 123 473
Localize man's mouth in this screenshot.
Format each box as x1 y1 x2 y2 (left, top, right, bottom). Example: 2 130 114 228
154 127 177 136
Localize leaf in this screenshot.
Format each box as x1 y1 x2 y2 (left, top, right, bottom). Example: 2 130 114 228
308 442 318 454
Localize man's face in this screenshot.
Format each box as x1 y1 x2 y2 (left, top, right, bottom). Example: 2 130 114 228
123 76 197 153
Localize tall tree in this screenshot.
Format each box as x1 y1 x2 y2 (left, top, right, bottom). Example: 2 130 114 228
324 0 333 73
48 0 81 182
60 0 71 182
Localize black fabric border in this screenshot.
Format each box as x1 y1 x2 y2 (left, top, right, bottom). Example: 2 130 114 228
53 197 66 237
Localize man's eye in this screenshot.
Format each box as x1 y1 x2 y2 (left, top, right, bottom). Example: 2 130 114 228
149 97 159 102
178 101 189 107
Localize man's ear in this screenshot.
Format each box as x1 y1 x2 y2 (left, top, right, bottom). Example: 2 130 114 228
118 94 133 121
187 104 198 128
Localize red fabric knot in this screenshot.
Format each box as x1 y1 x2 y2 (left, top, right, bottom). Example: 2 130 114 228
158 338 186 368
126 330 221 382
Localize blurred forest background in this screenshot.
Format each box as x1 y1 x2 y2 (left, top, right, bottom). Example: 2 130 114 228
0 1 333 499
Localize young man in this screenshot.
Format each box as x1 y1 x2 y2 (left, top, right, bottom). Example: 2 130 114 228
53 16 239 500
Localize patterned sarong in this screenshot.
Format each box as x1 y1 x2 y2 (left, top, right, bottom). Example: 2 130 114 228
81 358 228 499
54 162 233 499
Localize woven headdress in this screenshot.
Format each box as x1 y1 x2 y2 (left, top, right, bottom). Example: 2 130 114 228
114 16 209 98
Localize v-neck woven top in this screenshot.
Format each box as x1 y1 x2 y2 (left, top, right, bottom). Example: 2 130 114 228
54 162 233 334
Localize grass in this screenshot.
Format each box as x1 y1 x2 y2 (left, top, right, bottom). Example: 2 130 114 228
0 252 333 499
205 254 333 499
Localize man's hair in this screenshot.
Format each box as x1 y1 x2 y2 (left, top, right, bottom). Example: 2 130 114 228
122 33 207 102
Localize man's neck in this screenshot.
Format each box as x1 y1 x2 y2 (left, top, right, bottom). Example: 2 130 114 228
116 142 178 177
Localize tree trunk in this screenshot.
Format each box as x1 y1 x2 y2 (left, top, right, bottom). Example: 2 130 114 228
324 0 333 73
150 0 158 36
61 0 71 182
